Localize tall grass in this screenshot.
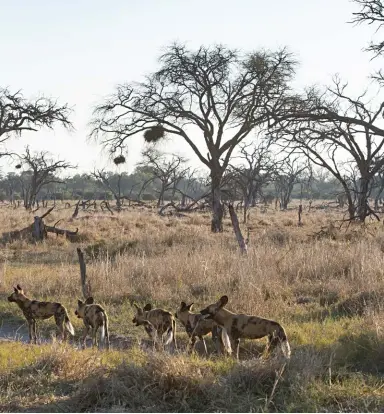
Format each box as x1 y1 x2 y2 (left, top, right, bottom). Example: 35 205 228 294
0 202 383 411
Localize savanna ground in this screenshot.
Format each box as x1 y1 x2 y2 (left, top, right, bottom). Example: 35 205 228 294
0 201 384 412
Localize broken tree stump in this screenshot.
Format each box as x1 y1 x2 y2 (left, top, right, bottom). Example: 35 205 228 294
228 204 248 255
77 247 92 299
298 204 303 226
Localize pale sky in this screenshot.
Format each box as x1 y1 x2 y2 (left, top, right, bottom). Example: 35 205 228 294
0 0 382 175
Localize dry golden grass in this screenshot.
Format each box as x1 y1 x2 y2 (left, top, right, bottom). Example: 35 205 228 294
0 200 384 411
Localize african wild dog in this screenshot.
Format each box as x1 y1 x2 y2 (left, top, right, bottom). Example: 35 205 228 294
176 301 231 355
75 297 110 350
132 303 177 350
200 295 291 360
7 284 75 344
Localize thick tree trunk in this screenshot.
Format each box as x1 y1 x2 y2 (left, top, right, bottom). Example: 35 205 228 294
356 176 370 222
211 172 224 233
32 216 46 241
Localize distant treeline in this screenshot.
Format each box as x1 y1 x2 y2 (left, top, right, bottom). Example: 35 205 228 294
0 166 347 203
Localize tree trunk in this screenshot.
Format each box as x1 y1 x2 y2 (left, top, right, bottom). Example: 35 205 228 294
228 204 248 254
32 216 46 241
211 172 224 233
356 176 370 222
77 248 92 299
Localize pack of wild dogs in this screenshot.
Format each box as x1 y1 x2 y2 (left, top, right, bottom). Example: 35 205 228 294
7 285 291 360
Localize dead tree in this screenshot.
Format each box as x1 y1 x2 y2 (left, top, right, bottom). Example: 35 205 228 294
228 204 248 254
16 147 73 210
91 170 124 211
228 138 277 223
0 87 72 157
274 158 307 210
31 206 79 241
77 248 92 299
270 76 384 222
90 44 296 233
139 149 188 208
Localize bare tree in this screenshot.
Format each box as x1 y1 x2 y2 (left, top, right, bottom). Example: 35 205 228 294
228 138 277 222
350 0 384 57
271 77 384 221
0 88 72 155
17 147 74 210
90 43 296 232
91 169 124 211
139 148 188 207
274 157 307 210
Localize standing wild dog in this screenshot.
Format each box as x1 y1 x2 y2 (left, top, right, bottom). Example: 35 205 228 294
75 297 110 350
7 284 75 344
132 303 177 350
176 301 230 355
200 295 291 360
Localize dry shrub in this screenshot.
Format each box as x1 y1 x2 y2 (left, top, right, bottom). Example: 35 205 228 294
336 290 384 317
72 354 217 412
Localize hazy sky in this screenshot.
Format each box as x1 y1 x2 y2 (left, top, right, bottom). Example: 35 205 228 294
0 0 382 175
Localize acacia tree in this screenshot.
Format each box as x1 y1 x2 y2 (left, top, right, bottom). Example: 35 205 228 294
0 88 72 155
90 43 296 232
271 77 384 221
16 147 74 209
139 148 188 207
228 138 277 222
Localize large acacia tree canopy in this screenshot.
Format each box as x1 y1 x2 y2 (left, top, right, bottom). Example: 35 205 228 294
90 43 297 171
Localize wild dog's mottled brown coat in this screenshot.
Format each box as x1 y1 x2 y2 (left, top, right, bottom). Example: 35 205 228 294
132 303 176 349
75 297 110 350
200 295 291 359
7 284 74 343
176 301 227 355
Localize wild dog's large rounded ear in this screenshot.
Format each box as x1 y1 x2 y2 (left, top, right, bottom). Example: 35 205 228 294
187 303 194 311
180 301 187 308
143 303 152 311
219 295 228 307
16 284 22 291
13 287 18 293
85 297 94 305
78 299 83 306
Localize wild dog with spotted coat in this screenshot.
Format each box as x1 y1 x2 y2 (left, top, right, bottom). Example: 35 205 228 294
7 284 75 343
176 301 230 355
200 295 291 360
132 303 176 350
75 297 110 350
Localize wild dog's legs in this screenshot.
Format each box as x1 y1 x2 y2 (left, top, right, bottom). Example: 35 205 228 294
267 334 280 355
187 335 197 354
27 320 34 343
82 325 90 348
91 327 98 348
31 320 37 344
54 314 65 341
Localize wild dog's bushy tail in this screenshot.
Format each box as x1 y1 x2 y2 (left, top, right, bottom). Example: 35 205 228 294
281 338 291 359
221 327 232 355
275 324 291 359
100 312 110 350
164 318 177 349
64 312 75 336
